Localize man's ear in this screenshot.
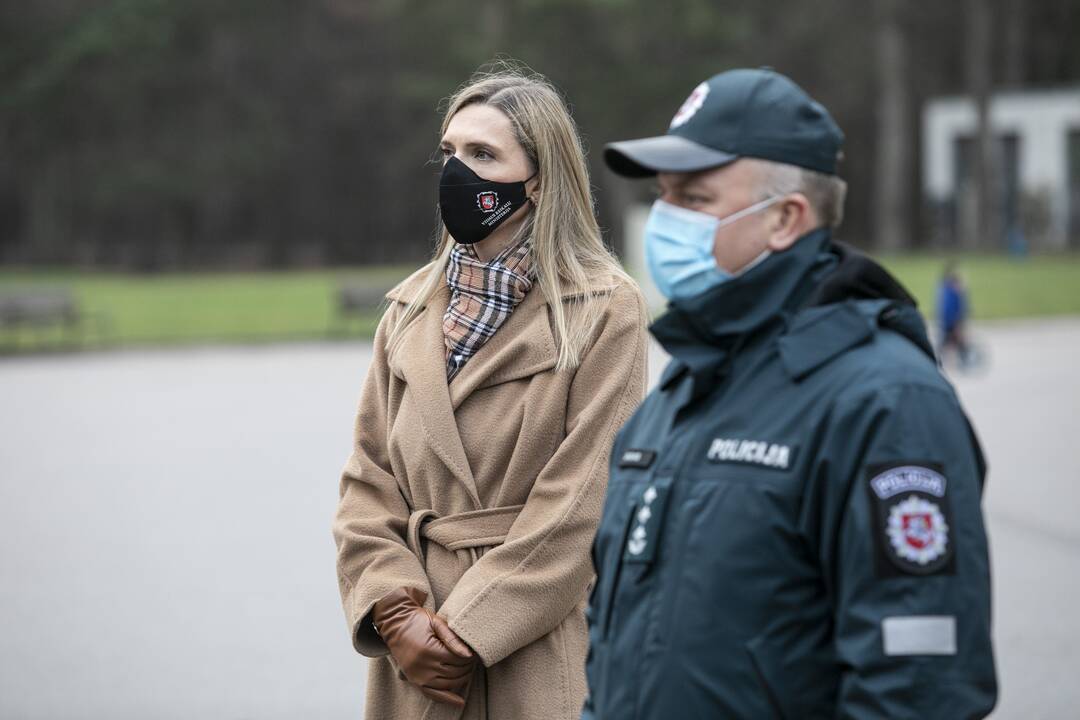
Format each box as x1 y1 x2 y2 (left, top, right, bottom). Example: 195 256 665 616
766 193 813 251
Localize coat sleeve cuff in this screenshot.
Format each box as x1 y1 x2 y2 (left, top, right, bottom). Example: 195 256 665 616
344 578 436 671
344 581 395 658
352 609 388 658
352 610 407 681
445 613 497 667
343 587 390 660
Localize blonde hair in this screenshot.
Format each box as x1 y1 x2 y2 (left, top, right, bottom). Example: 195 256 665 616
386 62 635 372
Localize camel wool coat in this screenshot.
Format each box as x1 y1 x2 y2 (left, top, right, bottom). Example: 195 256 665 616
333 263 648 720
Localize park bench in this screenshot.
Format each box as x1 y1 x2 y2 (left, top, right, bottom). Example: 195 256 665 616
0 289 109 350
329 283 391 336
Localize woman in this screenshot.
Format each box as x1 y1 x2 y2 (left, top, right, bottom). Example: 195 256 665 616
332 66 649 720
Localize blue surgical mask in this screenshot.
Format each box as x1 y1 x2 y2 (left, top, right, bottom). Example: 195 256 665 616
644 196 783 301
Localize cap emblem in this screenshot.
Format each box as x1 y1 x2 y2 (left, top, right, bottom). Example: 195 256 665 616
670 81 709 129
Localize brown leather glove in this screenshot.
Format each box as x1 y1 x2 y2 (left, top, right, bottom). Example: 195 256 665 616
372 587 476 708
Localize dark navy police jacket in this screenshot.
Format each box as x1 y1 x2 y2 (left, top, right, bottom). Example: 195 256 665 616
583 231 997 719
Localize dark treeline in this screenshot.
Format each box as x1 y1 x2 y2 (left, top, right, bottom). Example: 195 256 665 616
2 0 1079 270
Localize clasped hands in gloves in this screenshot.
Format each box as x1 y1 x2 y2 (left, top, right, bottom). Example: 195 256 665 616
373 587 476 708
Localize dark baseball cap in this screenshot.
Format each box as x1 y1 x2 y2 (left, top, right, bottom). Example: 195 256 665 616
605 68 844 177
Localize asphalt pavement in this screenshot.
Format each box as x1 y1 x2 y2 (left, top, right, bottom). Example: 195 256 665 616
1 318 1077 719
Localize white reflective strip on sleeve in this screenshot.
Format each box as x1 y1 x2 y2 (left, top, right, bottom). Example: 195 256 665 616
881 615 957 656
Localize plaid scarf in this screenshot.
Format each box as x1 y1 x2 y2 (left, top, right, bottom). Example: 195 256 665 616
443 236 535 382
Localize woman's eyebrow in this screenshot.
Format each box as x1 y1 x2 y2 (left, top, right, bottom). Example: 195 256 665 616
461 140 500 153
441 133 502 151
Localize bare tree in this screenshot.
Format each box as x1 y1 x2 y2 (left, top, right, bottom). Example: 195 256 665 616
964 0 1002 249
873 0 911 251
1001 0 1027 87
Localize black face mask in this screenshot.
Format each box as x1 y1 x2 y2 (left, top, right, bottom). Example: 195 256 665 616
438 156 535 245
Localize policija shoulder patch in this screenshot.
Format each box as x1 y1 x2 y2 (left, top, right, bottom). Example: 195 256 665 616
866 463 955 577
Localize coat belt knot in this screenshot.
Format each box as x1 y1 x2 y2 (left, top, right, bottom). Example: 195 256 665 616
406 504 525 610
407 504 525 555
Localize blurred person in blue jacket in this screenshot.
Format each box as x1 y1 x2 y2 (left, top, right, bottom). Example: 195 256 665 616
937 261 974 368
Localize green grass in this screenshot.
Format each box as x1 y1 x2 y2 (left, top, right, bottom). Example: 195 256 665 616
1 253 1078 354
0 266 414 353
879 252 1080 320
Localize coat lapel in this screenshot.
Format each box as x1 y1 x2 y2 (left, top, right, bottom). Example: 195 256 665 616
385 267 619 511
389 282 483 510
447 284 557 409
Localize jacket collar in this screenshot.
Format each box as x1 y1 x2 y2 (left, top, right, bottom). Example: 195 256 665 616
776 300 876 380
653 229 836 391
652 230 935 392
777 298 936 380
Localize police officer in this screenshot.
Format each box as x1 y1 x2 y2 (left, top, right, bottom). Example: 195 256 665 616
583 69 997 719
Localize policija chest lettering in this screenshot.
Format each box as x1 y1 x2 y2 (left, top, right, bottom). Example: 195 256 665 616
706 437 794 470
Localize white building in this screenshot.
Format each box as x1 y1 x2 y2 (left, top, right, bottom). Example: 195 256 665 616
923 86 1080 250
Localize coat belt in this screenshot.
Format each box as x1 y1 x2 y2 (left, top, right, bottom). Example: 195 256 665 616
404 506 524 720
406 504 525 559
